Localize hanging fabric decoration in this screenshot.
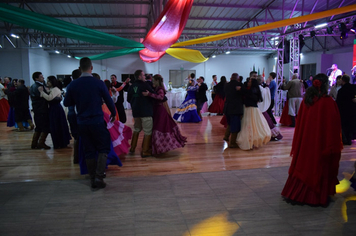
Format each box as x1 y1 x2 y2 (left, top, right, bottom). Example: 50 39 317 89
166 48 208 63
142 0 193 52
75 48 142 60
172 4 356 47
0 3 143 48
139 49 166 63
139 0 194 63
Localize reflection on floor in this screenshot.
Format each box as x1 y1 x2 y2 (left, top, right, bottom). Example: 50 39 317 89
0 111 356 235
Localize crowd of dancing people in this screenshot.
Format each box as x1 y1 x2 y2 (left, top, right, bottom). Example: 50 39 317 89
1 59 356 202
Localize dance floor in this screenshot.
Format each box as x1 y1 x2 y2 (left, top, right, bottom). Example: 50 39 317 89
0 109 355 182
1 109 356 236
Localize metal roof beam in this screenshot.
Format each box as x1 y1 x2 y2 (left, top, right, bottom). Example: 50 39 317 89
45 14 149 19
188 17 276 23
183 27 281 33
4 0 151 4
193 3 316 12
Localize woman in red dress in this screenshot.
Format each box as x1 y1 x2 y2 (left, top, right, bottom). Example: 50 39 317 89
208 76 227 115
281 73 343 206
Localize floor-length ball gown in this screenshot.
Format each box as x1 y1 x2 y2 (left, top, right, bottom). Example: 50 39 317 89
48 97 72 149
149 87 187 155
173 86 201 123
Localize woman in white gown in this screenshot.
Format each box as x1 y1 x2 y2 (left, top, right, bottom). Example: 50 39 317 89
237 79 271 150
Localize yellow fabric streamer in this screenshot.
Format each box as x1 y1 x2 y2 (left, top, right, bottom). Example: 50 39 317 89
172 4 356 47
166 48 209 63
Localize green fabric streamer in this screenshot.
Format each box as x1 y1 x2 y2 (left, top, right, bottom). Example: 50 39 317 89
0 3 144 48
75 48 142 60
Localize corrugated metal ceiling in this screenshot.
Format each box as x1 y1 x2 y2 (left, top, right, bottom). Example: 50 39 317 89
0 0 356 57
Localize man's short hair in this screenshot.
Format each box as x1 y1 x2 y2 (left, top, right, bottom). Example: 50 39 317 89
341 74 350 83
190 73 195 79
79 57 92 72
134 70 143 79
18 79 25 85
269 72 276 79
212 75 216 79
72 69 81 80
249 71 257 77
110 74 117 78
32 72 42 82
199 76 205 81
231 73 239 80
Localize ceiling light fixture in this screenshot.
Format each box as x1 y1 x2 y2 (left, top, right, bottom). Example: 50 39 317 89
315 23 328 29
67 55 71 58
350 20 356 33
10 34 19 39
212 55 216 58
225 51 230 54
39 44 43 48
55 50 60 54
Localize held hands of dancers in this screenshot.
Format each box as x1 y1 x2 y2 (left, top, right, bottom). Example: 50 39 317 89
109 113 115 123
142 90 149 96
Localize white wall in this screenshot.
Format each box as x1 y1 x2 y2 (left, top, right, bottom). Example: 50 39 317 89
28 49 51 86
1 46 353 86
48 52 270 85
0 48 30 84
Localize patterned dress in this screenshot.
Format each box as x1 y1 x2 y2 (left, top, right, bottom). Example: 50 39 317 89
173 86 201 123
149 87 187 155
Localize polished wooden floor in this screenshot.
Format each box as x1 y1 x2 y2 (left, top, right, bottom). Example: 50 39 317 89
1 109 355 183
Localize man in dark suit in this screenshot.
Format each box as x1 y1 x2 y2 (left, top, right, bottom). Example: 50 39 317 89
336 74 356 145
223 73 244 148
196 76 208 120
110 74 130 123
30 72 50 149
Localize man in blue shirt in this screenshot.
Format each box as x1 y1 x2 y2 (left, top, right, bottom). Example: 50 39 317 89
306 75 313 88
266 72 277 124
64 57 116 189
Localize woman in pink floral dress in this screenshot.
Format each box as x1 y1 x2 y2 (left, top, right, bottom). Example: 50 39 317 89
142 74 187 155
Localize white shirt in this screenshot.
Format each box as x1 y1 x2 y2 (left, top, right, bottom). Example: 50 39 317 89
328 69 342 86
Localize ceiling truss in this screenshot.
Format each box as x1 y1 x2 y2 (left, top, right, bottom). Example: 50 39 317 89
0 0 355 57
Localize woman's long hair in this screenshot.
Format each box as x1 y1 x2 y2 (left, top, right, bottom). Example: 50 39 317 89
251 78 263 103
220 76 227 84
47 76 58 89
304 73 329 106
153 74 166 93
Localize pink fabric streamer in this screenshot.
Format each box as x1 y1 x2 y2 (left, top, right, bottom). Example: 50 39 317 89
139 48 166 63
139 0 193 63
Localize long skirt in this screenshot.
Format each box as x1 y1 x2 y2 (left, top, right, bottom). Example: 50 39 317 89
236 106 271 150
0 99 10 122
152 103 187 155
279 100 292 126
208 94 225 114
262 112 283 140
